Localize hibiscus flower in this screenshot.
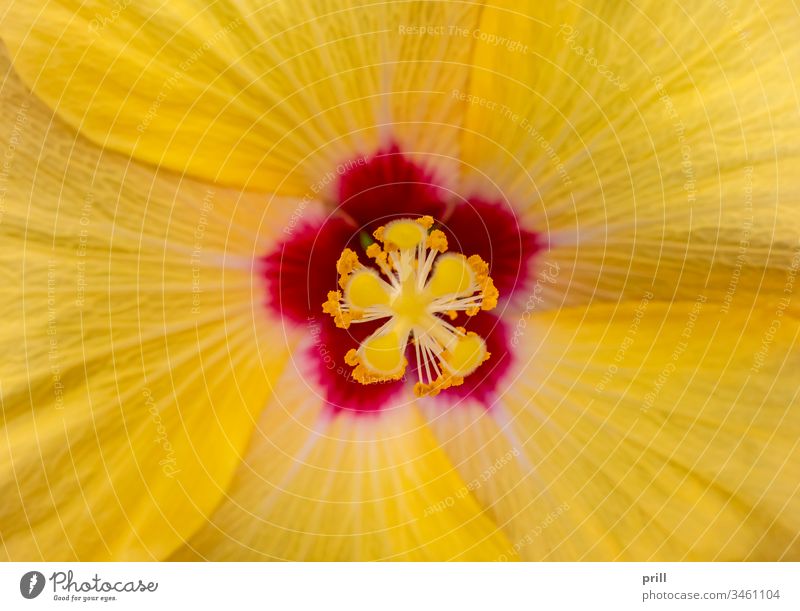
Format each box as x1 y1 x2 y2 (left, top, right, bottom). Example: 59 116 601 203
1 1 798 561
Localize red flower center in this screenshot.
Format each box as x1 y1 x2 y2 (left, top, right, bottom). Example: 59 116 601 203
263 146 540 414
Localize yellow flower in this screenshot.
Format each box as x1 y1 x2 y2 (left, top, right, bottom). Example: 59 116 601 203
1 1 799 560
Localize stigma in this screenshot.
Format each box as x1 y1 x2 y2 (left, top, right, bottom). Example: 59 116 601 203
322 216 499 397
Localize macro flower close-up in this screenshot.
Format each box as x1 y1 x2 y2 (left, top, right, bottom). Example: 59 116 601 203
1 0 799 562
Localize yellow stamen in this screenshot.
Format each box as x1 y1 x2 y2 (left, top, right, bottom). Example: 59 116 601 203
416 215 435 229
322 290 352 329
466 254 499 314
413 373 463 398
365 242 393 277
336 248 361 288
322 216 500 396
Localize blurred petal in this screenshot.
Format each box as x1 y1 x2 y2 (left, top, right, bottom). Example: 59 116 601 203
2 0 482 193
0 53 295 559
172 364 516 560
424 298 800 560
462 1 800 307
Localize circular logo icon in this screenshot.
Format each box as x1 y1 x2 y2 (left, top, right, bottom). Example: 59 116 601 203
20 571 46 599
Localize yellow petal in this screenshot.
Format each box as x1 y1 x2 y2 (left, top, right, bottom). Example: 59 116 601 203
171 374 516 561
0 52 296 560
424 298 800 560
463 1 800 307
2 0 482 194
